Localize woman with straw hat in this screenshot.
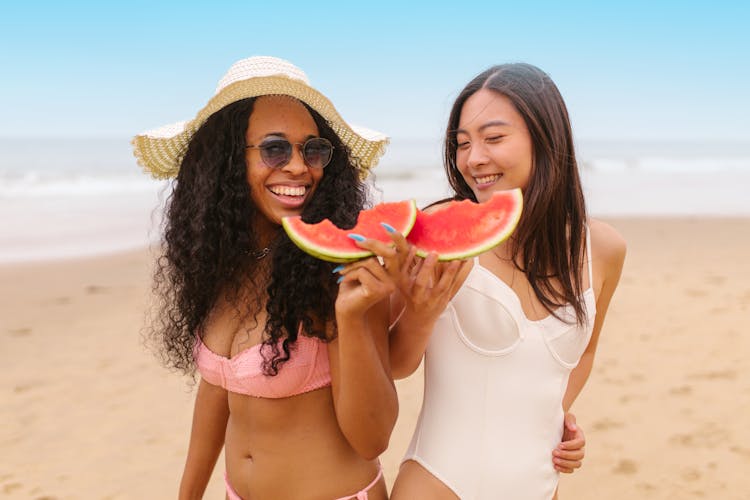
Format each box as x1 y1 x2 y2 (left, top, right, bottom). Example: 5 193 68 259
134 56 397 500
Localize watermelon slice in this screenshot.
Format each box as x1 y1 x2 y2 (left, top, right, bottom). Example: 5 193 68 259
282 200 418 263
407 189 523 261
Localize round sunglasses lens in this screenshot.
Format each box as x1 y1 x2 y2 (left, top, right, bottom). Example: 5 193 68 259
303 139 333 168
260 140 292 168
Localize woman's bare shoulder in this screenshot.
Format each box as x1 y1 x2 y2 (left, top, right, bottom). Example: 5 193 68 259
588 218 627 278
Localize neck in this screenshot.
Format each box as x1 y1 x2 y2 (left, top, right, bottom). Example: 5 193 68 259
492 241 515 261
253 215 280 249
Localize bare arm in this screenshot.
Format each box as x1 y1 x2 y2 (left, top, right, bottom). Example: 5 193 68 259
388 293 437 379
552 221 625 473
563 219 627 411
330 255 399 460
178 378 229 500
380 204 472 379
388 251 471 379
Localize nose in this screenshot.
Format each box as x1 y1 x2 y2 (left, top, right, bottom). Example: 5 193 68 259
280 144 309 175
465 142 489 169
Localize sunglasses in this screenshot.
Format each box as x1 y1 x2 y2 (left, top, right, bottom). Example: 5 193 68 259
245 137 334 169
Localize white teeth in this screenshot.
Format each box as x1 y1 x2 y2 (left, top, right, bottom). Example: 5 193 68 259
270 186 306 196
475 174 501 184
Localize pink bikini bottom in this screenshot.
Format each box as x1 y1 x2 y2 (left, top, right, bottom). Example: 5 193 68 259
225 466 383 500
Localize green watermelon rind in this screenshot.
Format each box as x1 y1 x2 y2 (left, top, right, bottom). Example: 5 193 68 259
412 189 524 261
282 200 418 263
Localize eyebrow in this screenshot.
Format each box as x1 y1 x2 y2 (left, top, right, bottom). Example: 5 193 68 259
262 132 288 139
456 120 511 135
262 132 317 140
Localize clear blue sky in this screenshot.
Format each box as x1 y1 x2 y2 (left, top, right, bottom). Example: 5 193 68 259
1 1 748 142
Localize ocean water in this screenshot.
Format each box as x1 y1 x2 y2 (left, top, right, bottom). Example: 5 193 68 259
1 137 748 263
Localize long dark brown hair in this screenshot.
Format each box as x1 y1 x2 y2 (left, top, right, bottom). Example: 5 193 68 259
146 97 368 376
444 63 588 324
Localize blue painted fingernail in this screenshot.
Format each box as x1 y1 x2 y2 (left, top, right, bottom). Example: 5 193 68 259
380 222 396 233
347 233 366 242
332 265 344 273
336 276 344 284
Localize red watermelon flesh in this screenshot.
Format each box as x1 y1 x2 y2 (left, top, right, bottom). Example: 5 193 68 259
407 189 523 261
282 200 418 263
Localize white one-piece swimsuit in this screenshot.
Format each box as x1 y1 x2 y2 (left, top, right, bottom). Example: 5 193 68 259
403 234 596 500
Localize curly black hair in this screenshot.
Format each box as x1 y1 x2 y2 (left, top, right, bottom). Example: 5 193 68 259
146 97 368 376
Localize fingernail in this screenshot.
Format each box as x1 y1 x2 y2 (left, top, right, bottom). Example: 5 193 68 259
336 276 344 284
347 233 366 242
380 222 396 233
332 265 344 273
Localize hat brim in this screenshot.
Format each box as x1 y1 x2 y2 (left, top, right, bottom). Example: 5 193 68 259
132 75 388 179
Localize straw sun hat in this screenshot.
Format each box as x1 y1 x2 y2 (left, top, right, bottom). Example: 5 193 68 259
132 56 389 179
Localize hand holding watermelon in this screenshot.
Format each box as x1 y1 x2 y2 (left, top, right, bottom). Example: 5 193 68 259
333 245 398 318
355 228 469 315
331 225 466 331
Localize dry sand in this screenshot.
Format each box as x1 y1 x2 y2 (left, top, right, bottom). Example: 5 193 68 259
2 218 749 499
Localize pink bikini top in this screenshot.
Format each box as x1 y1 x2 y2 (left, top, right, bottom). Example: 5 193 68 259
194 334 332 398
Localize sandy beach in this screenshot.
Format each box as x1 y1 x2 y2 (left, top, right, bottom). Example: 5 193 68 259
2 217 749 499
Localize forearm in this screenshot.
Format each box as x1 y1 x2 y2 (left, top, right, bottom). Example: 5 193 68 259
179 454 222 500
563 352 595 411
389 307 437 379
179 379 229 500
334 312 398 459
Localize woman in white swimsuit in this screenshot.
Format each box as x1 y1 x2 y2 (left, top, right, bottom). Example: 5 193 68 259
385 63 626 499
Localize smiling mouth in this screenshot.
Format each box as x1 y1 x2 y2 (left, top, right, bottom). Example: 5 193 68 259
474 174 502 185
268 185 307 197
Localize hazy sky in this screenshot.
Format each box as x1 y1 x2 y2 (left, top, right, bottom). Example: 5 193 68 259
2 1 748 142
